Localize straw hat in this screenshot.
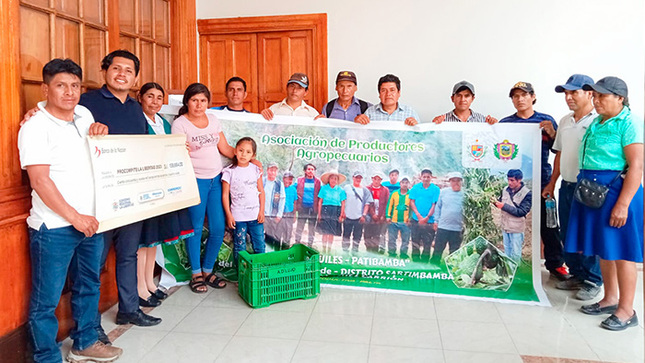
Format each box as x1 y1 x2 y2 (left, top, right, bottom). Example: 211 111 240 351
320 169 347 184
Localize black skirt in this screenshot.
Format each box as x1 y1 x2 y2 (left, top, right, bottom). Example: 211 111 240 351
318 205 342 236
140 208 194 248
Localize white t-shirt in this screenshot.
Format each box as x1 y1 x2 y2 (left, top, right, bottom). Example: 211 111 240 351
553 111 596 182
221 164 262 222
18 102 96 230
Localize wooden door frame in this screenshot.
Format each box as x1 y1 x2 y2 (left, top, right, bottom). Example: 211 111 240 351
197 13 328 111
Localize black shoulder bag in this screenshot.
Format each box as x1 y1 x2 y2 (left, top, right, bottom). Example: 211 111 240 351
574 136 626 209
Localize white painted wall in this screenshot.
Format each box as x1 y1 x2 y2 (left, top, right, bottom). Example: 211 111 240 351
196 0 644 123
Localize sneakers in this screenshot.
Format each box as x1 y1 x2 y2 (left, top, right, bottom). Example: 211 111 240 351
549 266 571 281
555 278 583 290
96 326 111 346
67 341 122 363
576 281 602 301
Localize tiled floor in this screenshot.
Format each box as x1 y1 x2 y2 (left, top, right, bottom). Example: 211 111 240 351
61 269 644 363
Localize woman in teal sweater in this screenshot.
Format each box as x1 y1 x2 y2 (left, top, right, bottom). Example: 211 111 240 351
137 82 194 306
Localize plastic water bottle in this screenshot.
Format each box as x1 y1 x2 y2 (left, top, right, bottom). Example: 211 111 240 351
545 197 558 228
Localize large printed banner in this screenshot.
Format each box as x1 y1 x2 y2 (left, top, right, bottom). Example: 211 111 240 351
158 109 548 305
212 110 548 305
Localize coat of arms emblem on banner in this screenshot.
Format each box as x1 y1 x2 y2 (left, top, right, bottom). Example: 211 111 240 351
494 139 518 161
468 140 485 161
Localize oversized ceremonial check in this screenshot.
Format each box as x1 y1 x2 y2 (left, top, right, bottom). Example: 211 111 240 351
159 110 549 306
87 134 200 233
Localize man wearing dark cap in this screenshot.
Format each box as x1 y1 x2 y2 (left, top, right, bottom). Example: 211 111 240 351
261 72 320 120
500 81 570 281
263 162 285 249
432 81 498 124
542 74 602 300
321 71 372 122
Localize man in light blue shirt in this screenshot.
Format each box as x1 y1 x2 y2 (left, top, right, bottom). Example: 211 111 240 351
263 162 285 248
357 74 420 126
431 172 464 264
278 171 298 250
409 169 440 262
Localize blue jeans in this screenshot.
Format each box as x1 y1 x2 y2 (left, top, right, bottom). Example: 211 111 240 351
559 180 602 285
187 176 226 274
503 232 524 262
28 225 102 363
388 222 410 256
233 220 266 263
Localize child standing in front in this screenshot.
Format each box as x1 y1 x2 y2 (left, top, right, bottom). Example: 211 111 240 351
222 137 266 280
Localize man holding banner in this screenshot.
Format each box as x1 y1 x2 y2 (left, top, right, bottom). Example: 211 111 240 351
500 82 570 281
18 59 122 363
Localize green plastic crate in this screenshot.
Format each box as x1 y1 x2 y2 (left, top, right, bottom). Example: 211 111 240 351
238 244 320 308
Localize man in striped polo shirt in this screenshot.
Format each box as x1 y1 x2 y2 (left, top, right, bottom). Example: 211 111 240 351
432 81 498 124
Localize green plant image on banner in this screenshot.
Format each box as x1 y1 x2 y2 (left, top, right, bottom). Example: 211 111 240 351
166 110 547 305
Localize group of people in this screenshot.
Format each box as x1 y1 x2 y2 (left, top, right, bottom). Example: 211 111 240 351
17 47 643 363
255 165 466 263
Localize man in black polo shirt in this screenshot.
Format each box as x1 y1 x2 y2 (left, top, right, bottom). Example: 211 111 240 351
81 50 162 343
210 76 251 112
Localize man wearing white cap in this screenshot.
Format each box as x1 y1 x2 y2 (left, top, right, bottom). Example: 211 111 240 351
430 172 465 264
278 171 298 250
342 171 373 253
364 172 390 253
263 162 285 248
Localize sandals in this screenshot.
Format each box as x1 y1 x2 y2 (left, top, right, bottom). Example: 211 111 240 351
205 273 227 289
189 275 208 293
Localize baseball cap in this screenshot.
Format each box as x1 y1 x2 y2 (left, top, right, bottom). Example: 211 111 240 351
336 71 357 85
509 81 534 97
452 81 475 95
371 172 385 180
400 176 410 182
287 73 309 88
555 74 594 93
446 172 463 180
352 171 363 178
582 76 628 98
267 162 279 169
283 171 294 178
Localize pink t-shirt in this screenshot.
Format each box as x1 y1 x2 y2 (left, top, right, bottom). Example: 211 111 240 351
221 164 262 222
171 113 223 179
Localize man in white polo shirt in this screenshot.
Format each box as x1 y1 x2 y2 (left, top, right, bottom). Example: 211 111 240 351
260 72 320 120
542 74 602 300
17 59 121 363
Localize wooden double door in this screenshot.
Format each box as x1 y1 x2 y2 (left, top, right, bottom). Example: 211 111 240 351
197 14 328 113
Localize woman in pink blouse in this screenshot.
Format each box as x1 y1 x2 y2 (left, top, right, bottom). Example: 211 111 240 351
171 83 233 293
